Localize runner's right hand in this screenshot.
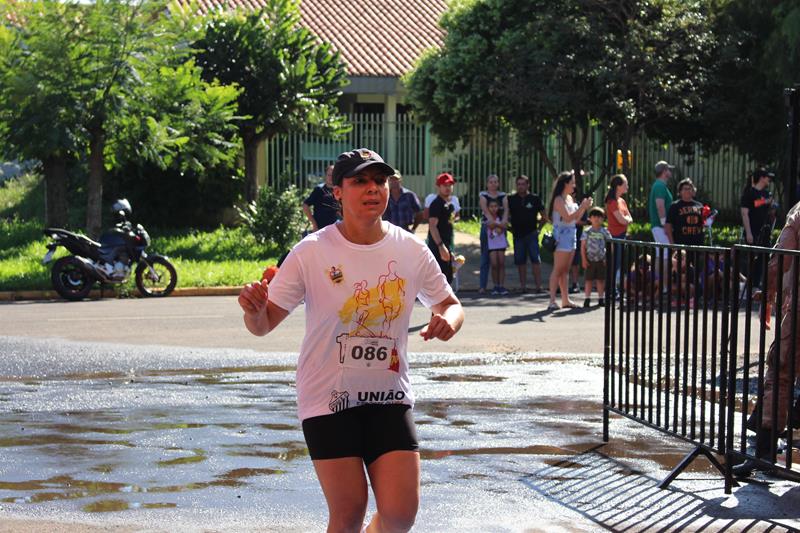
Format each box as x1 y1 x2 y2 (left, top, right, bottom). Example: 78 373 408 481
238 279 269 315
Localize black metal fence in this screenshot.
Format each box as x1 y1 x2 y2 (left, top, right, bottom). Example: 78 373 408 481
603 239 800 493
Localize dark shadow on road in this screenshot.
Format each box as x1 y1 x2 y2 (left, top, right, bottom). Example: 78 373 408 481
500 305 601 324
500 308 552 324
521 445 799 531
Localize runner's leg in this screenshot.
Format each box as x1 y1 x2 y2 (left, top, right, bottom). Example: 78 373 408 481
366 451 420 533
313 458 369 533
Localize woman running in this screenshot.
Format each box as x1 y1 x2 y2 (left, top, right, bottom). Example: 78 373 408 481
238 148 464 533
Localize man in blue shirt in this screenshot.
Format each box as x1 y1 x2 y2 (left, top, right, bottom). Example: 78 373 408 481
302 164 339 231
383 171 422 233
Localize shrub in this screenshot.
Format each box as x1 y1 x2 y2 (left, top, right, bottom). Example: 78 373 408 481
238 184 307 251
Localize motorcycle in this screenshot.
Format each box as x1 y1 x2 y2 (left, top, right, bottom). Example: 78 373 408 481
42 199 178 301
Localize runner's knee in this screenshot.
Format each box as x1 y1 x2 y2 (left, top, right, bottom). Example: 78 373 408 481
328 502 368 533
375 500 418 532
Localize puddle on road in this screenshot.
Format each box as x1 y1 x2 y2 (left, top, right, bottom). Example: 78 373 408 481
0 434 134 448
420 443 596 460
429 374 506 382
83 499 131 512
156 448 206 467
223 441 308 462
258 423 297 431
0 351 674 515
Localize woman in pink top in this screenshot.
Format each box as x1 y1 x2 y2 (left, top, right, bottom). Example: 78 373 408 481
605 174 633 290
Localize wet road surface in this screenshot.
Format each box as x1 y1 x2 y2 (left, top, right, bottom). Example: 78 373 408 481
1 336 800 532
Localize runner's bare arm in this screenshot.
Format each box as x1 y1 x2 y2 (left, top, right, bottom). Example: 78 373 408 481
238 279 290 336
421 295 464 341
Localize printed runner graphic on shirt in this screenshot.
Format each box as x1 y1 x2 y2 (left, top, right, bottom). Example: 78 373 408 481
336 260 405 374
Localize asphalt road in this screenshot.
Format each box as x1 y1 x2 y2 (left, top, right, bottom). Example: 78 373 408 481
1 295 799 532
0 293 607 356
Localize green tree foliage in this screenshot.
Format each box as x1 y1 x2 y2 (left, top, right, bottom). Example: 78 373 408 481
0 3 83 226
589 1 716 170
0 0 240 235
693 0 800 165
193 0 350 202
406 0 716 191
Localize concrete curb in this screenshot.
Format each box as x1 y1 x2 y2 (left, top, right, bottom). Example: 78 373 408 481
0 286 243 302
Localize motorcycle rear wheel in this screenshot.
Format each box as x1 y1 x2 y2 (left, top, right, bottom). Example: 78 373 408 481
135 257 177 297
51 256 94 301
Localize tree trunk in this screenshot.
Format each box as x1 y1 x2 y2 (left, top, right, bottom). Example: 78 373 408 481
242 126 259 203
86 127 106 239
532 135 559 180
564 124 587 193
42 155 68 228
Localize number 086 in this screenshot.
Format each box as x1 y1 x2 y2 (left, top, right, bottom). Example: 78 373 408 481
351 345 388 361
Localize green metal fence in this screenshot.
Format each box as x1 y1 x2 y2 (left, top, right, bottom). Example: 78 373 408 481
265 113 753 219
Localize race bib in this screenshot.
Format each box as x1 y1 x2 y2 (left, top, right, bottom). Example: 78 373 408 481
340 336 395 370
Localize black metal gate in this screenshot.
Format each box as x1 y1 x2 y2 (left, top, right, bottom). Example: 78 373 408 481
603 239 800 493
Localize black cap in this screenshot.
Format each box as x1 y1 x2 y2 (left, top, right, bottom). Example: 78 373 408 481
332 148 394 186
753 167 775 179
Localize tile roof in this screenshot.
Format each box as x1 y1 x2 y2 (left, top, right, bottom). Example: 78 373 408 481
193 0 447 78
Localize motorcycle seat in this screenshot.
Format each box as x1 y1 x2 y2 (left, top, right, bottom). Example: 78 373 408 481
43 228 102 248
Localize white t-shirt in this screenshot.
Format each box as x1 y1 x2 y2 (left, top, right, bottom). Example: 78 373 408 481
268 222 455 421
425 193 460 213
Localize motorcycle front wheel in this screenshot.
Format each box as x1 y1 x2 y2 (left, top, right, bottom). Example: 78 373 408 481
135 257 177 297
51 256 94 301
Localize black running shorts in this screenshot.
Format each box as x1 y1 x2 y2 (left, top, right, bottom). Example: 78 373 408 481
302 404 419 466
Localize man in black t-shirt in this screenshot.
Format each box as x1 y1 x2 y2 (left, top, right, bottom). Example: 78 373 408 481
427 172 456 283
508 175 546 292
740 168 775 288
302 165 339 231
740 168 774 246
665 178 705 246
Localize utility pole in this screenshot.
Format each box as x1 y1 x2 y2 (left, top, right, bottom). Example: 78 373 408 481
785 85 800 210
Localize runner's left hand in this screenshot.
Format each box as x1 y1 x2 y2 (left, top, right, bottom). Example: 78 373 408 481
421 313 456 341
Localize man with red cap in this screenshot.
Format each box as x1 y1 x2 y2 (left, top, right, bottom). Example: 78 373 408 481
427 172 457 282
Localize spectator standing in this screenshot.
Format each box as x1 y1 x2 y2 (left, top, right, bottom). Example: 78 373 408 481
605 174 633 291
740 168 775 288
508 174 547 293
648 161 675 263
302 164 339 231
486 198 509 295
478 174 509 294
569 180 589 293
581 207 611 307
734 199 800 476
428 173 457 283
424 192 460 221
383 171 422 233
548 171 593 311
665 178 705 246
